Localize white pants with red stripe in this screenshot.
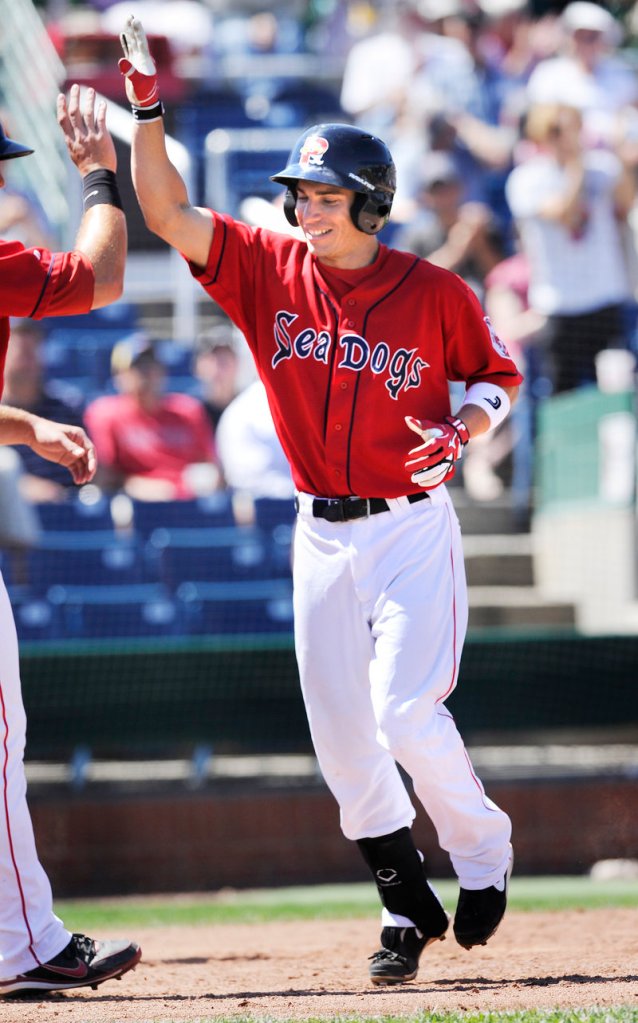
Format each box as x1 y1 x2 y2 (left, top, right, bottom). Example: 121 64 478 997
293 486 512 890
0 575 70 979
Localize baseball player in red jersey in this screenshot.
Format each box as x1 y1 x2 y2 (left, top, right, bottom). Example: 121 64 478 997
121 18 521 985
0 88 141 995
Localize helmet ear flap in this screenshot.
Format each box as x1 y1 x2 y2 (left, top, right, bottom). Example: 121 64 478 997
350 192 392 235
283 187 299 227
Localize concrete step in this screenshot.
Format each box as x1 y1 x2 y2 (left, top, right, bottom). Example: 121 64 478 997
463 534 535 587
450 489 525 535
468 585 576 629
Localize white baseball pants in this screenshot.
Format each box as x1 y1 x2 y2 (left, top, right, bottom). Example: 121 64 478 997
0 574 70 979
293 487 512 890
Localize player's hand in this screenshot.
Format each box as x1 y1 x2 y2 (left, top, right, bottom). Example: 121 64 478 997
119 15 160 108
57 85 117 175
30 418 97 485
404 414 469 489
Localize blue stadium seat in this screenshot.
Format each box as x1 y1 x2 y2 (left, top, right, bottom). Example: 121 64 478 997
252 496 296 533
131 493 236 536
0 550 11 586
40 303 139 335
35 492 114 532
155 340 195 376
48 583 179 640
145 526 269 586
176 578 294 635
252 498 295 578
42 335 114 387
26 533 147 592
11 593 61 643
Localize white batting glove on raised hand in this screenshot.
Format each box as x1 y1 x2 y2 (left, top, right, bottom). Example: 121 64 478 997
404 414 469 489
119 15 160 110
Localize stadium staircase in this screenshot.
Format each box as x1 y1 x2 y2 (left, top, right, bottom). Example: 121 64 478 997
453 490 577 633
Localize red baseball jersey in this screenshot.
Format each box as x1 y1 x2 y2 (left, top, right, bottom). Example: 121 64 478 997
189 213 523 499
0 240 94 396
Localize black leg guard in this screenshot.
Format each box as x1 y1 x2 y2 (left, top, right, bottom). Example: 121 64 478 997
357 827 449 938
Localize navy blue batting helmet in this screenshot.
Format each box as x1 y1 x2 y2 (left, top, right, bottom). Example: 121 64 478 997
0 122 33 161
271 123 396 236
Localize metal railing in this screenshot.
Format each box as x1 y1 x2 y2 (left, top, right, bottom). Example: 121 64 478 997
0 0 71 244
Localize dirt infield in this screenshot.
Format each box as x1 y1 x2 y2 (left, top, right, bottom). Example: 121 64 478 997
2 909 636 1021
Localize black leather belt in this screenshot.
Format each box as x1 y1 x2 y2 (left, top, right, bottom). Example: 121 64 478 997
296 492 429 522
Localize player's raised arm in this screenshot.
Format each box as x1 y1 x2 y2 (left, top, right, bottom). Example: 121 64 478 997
57 85 127 307
119 16 213 268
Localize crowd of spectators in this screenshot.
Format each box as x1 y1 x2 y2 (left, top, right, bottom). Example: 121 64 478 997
4 0 638 530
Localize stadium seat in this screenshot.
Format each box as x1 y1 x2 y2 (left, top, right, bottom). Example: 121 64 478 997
40 302 139 334
252 498 295 577
145 526 269 586
11 593 61 643
42 335 114 388
48 583 179 640
204 126 301 218
252 496 296 533
35 492 115 532
176 578 294 635
131 493 236 536
26 533 147 592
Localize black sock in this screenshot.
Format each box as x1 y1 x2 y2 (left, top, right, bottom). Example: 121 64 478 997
357 827 448 937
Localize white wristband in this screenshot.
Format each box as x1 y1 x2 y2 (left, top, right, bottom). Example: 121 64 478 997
463 382 511 431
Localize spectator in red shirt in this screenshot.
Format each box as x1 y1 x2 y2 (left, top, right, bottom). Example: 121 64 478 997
84 333 220 500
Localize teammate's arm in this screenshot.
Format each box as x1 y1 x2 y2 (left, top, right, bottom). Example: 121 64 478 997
0 405 96 485
57 85 127 308
119 16 213 268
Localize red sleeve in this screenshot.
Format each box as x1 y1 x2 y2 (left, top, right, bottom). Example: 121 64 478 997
442 275 524 388
0 240 94 318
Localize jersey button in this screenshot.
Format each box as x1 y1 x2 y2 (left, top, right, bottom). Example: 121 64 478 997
347 298 356 306
340 381 348 390
334 423 342 431
347 320 355 328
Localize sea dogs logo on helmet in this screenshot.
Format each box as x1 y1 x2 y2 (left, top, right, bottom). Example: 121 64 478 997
299 134 329 169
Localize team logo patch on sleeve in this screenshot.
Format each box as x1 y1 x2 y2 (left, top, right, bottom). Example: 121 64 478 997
299 135 329 169
484 316 513 360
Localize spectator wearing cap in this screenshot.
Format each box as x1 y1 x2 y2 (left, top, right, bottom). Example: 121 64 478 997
193 323 242 430
525 2 637 150
84 333 220 500
393 151 507 302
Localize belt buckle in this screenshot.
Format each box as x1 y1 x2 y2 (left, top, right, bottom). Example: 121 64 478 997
343 496 370 521
324 498 346 522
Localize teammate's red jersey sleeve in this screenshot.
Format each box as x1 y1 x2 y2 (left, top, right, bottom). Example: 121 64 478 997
0 240 95 397
0 241 94 319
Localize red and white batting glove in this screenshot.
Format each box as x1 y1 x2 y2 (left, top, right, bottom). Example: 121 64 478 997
404 414 470 490
119 16 163 120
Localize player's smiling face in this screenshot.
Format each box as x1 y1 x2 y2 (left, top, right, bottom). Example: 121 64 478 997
294 181 378 269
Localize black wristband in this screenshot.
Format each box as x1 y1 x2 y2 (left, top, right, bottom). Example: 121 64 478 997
131 101 165 122
82 169 123 211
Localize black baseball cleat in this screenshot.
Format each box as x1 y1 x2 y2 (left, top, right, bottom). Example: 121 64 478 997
0 933 141 996
453 851 513 949
368 919 449 985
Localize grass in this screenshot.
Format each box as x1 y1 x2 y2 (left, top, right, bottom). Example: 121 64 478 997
54 875 638 931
